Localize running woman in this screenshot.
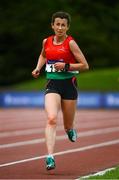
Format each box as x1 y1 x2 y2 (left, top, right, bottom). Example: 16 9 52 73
32 11 89 170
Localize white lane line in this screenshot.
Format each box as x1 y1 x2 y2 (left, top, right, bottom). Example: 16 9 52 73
1 120 119 138
0 126 63 137
78 167 115 179
0 126 119 149
0 128 45 137
0 139 119 168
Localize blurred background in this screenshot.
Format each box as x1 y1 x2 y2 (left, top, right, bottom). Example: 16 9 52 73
0 0 119 108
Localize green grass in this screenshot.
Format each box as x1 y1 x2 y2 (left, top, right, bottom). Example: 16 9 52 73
3 68 119 91
77 67 119 92
82 166 119 179
11 76 46 91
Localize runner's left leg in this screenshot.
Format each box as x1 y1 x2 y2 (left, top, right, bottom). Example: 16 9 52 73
61 99 77 142
61 99 77 130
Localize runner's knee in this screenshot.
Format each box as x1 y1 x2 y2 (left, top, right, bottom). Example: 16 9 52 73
47 116 57 126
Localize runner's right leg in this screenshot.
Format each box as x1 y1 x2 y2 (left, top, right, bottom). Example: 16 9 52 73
45 93 61 155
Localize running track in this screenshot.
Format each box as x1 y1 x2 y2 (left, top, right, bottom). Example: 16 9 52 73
0 109 119 179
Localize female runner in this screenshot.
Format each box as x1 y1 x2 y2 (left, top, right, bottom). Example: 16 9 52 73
32 11 89 170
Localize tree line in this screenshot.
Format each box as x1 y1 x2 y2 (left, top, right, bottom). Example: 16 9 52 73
0 0 119 85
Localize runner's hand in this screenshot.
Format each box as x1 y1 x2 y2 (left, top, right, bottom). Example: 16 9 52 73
54 62 65 71
32 68 40 78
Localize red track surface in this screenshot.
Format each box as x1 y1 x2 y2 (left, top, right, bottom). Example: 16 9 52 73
0 109 119 179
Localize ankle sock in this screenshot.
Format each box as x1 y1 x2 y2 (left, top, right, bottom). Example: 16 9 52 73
47 154 54 159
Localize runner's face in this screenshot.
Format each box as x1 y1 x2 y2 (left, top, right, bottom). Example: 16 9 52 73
51 18 69 37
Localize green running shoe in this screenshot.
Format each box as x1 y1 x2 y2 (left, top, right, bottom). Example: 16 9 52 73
66 129 77 142
46 156 55 170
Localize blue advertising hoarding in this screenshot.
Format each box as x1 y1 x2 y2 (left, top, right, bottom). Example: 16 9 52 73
103 93 119 108
0 92 44 108
77 92 102 108
0 91 119 108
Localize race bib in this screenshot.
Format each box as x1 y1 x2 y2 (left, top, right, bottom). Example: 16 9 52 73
45 64 62 72
45 64 79 74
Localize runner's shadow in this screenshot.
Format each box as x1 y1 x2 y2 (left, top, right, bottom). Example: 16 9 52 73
43 169 80 177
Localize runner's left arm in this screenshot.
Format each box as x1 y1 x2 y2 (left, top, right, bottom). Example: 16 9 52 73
69 40 89 72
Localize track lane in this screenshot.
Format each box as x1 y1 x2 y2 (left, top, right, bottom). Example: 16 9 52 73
0 143 119 179
0 109 119 179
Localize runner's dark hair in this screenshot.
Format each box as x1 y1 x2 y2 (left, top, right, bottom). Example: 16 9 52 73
51 11 71 26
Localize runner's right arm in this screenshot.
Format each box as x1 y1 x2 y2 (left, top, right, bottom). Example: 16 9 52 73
32 39 47 78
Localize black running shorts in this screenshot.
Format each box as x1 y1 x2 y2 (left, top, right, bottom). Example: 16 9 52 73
45 77 78 100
